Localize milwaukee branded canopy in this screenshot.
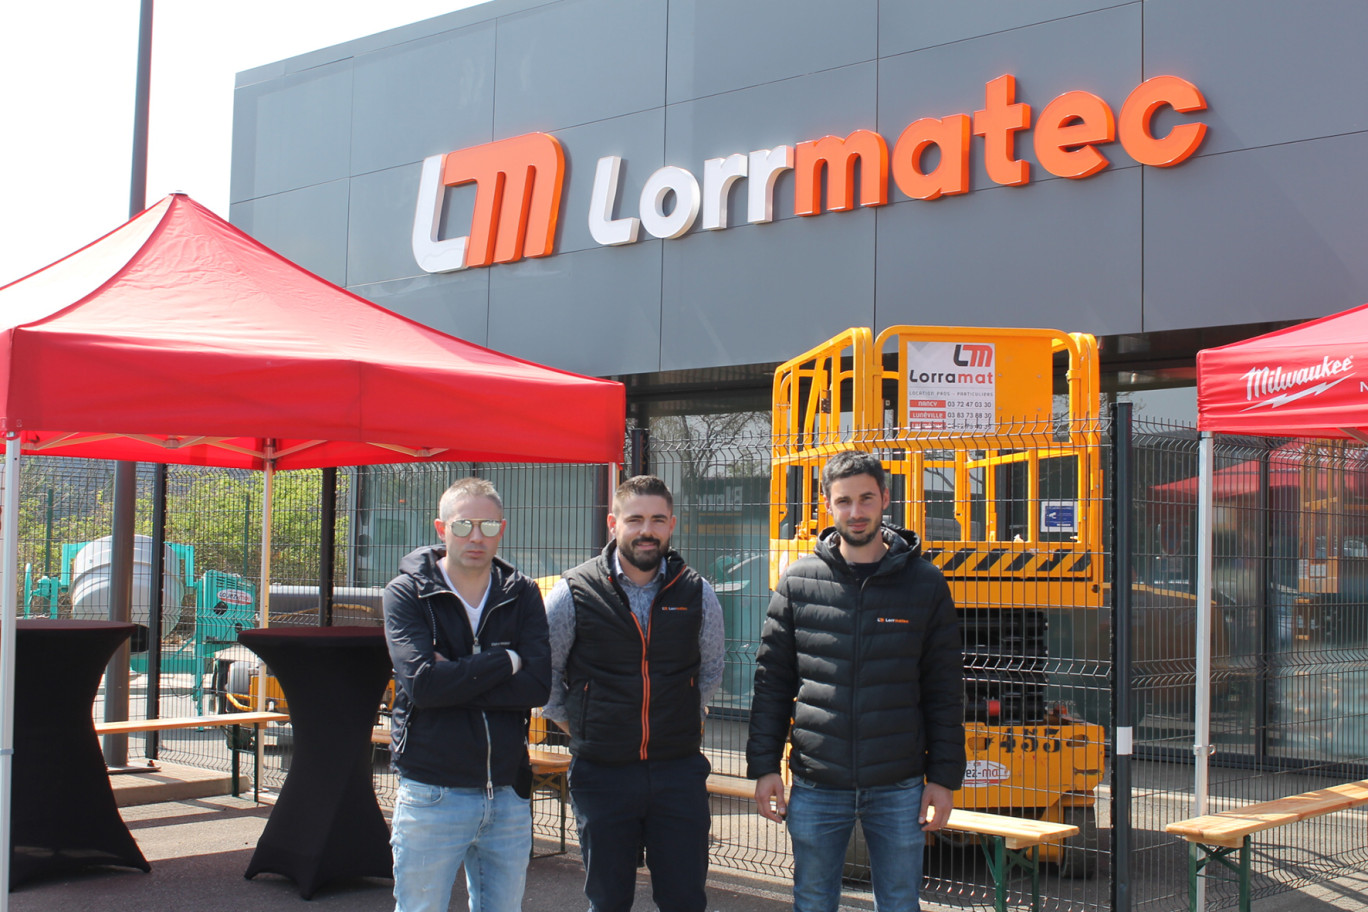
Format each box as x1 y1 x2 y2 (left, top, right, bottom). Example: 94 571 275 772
0 194 625 469
1197 303 1368 441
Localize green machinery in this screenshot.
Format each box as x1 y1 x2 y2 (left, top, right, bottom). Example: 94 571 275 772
23 542 257 712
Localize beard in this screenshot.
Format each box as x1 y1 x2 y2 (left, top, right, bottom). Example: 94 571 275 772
835 520 882 549
619 534 669 572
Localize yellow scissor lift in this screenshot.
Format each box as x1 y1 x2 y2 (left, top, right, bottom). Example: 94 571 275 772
770 325 1107 877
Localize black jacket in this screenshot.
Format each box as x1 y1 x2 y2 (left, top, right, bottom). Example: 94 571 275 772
746 526 966 790
562 542 705 764
383 545 551 790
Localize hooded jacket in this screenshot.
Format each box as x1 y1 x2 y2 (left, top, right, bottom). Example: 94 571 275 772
383 545 551 791
746 526 966 790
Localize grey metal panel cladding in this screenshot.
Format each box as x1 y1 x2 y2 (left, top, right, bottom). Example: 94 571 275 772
231 60 353 203
355 272 491 344
877 4 1143 193
664 62 878 227
878 0 1133 57
349 24 497 175
228 182 351 286
555 109 666 255
660 211 876 371
493 0 667 135
347 167 430 287
487 243 664 376
1142 0 1368 155
666 0 877 103
1143 132 1368 332
874 167 1141 333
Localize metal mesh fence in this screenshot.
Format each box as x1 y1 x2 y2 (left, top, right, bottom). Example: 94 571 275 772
13 416 1368 909
1129 425 1368 911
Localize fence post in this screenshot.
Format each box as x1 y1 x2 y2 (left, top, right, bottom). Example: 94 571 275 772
146 463 167 760
1110 401 1134 912
319 467 337 627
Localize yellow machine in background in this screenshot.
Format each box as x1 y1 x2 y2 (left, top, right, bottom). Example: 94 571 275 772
770 325 1106 876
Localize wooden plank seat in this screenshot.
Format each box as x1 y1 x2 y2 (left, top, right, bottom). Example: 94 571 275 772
528 748 572 856
704 774 1077 912
95 711 290 799
1166 779 1368 912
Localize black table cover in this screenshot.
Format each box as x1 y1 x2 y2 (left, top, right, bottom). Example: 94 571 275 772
10 619 149 889
237 625 393 898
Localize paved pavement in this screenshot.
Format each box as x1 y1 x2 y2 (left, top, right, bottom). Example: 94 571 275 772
6 794 820 912
8 768 1367 912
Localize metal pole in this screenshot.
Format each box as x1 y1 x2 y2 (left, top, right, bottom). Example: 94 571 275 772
255 444 276 790
146 464 167 760
1110 402 1134 912
1194 431 1216 912
1 434 24 911
319 468 336 627
104 462 136 769
104 0 154 773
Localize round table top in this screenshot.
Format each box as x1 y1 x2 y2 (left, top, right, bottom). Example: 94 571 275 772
237 625 386 648
15 618 137 634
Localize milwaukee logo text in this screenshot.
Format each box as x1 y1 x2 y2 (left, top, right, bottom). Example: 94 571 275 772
413 73 1207 273
1242 356 1355 410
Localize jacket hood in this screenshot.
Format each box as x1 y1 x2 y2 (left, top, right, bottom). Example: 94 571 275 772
813 524 922 575
396 543 526 599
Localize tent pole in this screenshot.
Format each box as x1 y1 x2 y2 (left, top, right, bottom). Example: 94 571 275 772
0 434 21 912
255 443 276 715
1194 431 1215 912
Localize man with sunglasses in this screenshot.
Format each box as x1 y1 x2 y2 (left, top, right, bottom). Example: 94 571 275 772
383 477 551 912
542 475 724 912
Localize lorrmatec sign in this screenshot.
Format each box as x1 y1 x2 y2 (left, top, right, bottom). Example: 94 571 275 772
412 73 1208 274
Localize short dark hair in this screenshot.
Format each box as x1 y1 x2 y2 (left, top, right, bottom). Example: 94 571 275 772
613 475 673 513
820 451 886 495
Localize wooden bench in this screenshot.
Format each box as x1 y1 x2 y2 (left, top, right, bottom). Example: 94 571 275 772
95 711 290 800
1166 779 1368 912
704 774 1076 912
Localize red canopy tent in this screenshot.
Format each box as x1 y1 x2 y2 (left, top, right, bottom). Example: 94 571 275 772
1184 304 1368 850
0 194 625 895
1198 302 1368 441
0 194 623 468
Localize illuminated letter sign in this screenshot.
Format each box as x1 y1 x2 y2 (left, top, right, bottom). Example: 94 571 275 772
411 132 565 273
411 75 1208 273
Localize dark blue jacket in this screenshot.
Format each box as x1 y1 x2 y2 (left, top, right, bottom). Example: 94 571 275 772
383 545 551 790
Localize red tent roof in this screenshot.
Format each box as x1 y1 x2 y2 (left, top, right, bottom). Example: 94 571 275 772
0 195 624 469
1198 303 1368 440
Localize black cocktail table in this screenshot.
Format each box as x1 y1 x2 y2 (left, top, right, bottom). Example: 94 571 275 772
237 625 393 898
10 619 149 889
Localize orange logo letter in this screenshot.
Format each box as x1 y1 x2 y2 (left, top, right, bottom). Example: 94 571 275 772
794 130 889 216
973 74 1031 187
891 115 972 201
1119 76 1208 167
1034 90 1116 179
412 132 566 273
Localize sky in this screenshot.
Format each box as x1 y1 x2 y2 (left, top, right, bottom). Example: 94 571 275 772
0 0 488 287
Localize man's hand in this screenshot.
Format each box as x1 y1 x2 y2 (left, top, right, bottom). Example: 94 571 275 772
919 782 954 832
754 773 788 823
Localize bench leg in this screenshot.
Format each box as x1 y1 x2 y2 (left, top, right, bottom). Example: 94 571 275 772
976 834 1009 912
1187 837 1252 912
231 724 241 798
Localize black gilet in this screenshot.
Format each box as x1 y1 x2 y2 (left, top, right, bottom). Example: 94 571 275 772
562 543 705 764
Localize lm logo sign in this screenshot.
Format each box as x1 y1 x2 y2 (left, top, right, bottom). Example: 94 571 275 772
412 73 1208 273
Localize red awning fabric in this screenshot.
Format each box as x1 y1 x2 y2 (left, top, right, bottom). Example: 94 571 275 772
1197 303 1368 440
0 195 624 469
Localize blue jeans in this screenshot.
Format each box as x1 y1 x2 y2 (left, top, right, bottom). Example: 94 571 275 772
787 776 926 912
391 777 532 912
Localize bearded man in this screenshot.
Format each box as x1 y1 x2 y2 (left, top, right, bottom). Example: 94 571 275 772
542 475 724 912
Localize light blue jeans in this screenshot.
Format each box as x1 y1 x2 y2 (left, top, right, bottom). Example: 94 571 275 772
391 777 532 912
787 776 927 912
